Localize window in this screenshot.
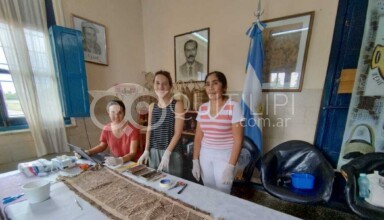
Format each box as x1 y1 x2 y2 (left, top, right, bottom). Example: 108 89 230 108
0 40 70 131
0 0 73 132
0 41 28 131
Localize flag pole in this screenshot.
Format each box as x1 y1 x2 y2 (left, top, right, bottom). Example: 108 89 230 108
242 0 266 155
255 0 264 20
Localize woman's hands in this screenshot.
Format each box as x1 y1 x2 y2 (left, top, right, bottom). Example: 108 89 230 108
138 150 149 164
222 164 235 184
192 159 201 181
105 156 123 166
157 150 171 172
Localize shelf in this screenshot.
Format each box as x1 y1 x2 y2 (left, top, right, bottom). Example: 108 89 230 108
182 131 195 136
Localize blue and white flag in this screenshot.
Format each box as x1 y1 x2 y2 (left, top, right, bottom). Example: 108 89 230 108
241 20 266 152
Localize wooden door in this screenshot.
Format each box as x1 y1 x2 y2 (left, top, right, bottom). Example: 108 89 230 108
315 0 368 167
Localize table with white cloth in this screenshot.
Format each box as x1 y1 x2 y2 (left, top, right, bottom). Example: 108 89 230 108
1 164 299 220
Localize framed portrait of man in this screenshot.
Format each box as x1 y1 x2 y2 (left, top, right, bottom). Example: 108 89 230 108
174 28 209 82
72 14 108 65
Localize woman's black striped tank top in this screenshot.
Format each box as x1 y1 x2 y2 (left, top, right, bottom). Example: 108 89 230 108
149 99 176 150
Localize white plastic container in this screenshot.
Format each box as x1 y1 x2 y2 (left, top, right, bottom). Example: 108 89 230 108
18 159 52 177
21 180 51 204
365 171 384 208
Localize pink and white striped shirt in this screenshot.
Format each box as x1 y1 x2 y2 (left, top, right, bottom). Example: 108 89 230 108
196 99 244 149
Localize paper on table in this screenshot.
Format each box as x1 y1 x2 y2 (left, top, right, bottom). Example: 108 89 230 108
114 162 137 173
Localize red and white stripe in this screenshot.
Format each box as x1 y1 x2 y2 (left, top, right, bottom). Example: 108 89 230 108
197 100 239 149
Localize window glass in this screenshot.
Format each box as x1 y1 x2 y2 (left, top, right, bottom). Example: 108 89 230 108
0 40 26 123
0 73 24 117
0 41 9 70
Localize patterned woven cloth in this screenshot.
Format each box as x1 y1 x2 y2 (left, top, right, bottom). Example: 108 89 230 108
61 167 211 220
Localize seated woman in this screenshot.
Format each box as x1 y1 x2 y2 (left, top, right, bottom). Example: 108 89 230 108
86 100 140 166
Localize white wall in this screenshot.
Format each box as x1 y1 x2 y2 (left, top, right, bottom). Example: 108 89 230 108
0 0 339 169
62 0 146 90
142 0 337 90
0 0 146 168
142 0 338 152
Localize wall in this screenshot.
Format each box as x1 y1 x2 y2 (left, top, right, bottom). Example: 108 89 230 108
142 0 338 153
0 0 145 168
62 0 145 90
0 0 339 169
61 0 147 150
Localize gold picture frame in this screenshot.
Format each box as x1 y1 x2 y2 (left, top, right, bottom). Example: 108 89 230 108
262 12 314 92
72 14 108 66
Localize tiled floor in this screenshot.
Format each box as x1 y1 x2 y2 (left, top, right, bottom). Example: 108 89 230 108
231 184 360 220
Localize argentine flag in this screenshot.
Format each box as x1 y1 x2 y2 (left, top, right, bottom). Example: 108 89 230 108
241 20 266 152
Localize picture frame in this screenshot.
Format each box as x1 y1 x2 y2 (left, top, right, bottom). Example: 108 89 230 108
174 28 209 82
262 11 314 92
72 14 108 65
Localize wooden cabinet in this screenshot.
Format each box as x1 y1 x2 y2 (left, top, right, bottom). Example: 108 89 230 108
181 111 198 136
180 111 199 183
181 111 197 156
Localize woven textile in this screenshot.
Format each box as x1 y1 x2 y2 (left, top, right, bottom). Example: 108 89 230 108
61 168 211 220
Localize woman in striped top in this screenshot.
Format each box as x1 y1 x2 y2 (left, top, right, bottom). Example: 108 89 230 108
137 71 184 177
192 71 244 193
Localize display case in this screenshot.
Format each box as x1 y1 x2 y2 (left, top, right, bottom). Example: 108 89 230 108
180 111 199 182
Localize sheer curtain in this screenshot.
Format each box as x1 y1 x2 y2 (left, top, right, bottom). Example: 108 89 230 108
0 0 68 156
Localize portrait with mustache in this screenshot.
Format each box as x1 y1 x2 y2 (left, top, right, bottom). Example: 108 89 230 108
179 39 205 81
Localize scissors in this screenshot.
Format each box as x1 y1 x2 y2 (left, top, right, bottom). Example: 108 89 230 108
168 181 185 190
2 193 24 204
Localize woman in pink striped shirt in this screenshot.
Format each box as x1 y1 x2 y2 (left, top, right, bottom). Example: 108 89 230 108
192 71 244 193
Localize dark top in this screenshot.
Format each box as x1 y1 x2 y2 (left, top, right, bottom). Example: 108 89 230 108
149 100 179 150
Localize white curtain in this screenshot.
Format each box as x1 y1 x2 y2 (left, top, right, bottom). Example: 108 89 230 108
51 0 65 26
0 0 68 156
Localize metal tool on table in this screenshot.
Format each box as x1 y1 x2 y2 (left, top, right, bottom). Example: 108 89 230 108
2 193 24 204
168 181 185 190
74 198 83 210
177 183 188 194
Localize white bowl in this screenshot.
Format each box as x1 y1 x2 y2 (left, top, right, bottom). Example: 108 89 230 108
21 180 51 204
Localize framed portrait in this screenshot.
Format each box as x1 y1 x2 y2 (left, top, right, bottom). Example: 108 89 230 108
72 14 108 65
262 12 314 92
174 28 209 82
